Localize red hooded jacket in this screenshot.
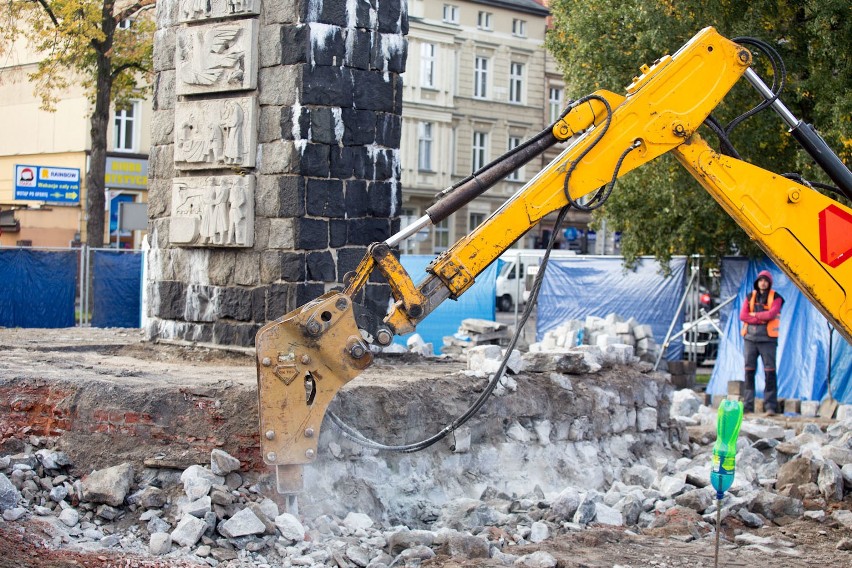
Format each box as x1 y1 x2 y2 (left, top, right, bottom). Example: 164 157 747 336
740 270 783 338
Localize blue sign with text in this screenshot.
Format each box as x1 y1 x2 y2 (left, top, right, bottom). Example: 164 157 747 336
14 165 81 204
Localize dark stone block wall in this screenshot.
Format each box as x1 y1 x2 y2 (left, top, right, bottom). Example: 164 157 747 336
146 0 407 347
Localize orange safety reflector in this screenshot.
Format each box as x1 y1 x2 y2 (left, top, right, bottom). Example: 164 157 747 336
819 204 852 268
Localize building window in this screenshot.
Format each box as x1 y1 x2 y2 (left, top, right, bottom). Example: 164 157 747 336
442 4 459 24
418 122 433 171
433 217 450 253
420 42 435 88
549 87 564 124
474 56 489 99
472 131 488 171
400 207 418 254
512 19 526 37
509 62 524 104
113 101 139 153
477 11 492 30
507 136 523 181
469 212 486 232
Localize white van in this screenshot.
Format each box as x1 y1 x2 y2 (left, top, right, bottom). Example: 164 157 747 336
495 249 576 311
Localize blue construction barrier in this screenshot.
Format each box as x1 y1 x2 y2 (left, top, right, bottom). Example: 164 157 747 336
708 257 852 403
393 255 498 355
0 248 77 328
91 250 143 328
537 256 688 360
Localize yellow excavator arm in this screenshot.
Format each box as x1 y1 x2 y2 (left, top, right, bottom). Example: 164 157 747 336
256 27 852 493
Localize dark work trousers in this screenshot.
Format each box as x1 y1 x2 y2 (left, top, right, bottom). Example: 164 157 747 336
743 339 778 412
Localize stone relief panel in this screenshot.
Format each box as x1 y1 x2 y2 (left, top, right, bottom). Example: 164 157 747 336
176 18 258 95
175 96 258 169
178 0 260 23
170 175 255 247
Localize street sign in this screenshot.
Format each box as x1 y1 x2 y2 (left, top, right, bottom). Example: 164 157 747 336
14 165 81 204
105 157 148 190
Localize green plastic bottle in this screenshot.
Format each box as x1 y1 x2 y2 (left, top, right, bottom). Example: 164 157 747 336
710 399 744 500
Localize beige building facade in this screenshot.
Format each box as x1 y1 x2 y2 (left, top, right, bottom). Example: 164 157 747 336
0 35 152 249
400 0 591 256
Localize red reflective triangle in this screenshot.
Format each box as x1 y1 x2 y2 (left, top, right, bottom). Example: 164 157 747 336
819 204 852 268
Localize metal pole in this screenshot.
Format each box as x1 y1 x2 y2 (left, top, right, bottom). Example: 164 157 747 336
116 204 122 249
84 245 90 325
744 68 852 199
513 252 522 327
665 295 736 344
385 214 431 248
654 267 699 370
77 246 85 326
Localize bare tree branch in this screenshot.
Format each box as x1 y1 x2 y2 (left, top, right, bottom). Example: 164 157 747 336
115 0 156 25
110 61 148 79
33 0 60 27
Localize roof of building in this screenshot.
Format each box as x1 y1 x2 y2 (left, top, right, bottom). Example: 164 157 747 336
468 0 550 17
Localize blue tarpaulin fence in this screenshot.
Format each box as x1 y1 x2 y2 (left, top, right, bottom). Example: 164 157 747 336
537 256 688 361
0 248 77 328
91 250 143 328
393 255 498 355
708 257 852 403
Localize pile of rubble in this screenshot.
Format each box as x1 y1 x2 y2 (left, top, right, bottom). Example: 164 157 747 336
2 390 851 566
530 313 661 363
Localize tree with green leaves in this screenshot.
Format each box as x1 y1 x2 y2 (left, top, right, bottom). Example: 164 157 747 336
546 0 851 268
1 0 156 247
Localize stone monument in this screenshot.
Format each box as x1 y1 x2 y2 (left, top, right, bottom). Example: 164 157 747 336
146 0 407 346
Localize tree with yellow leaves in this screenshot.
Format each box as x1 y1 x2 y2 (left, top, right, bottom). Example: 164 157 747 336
1 0 156 247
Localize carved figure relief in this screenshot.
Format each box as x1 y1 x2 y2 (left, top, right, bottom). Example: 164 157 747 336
179 0 259 23
174 96 257 169
176 19 257 95
170 175 255 247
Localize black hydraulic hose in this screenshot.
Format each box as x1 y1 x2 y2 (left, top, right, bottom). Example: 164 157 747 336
703 115 741 160
327 206 572 454
727 37 786 135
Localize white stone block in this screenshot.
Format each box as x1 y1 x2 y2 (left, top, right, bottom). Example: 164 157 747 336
800 401 818 418
176 19 258 95
175 96 258 169
467 345 502 372
177 0 260 24
636 408 658 432
633 324 653 340
504 349 526 374
837 405 852 421
170 175 255 247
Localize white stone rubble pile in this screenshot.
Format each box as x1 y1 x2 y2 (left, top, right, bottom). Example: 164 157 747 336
531 313 660 363
2 399 850 566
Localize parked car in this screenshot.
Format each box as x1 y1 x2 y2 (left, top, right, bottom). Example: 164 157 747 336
495 249 577 311
681 317 720 364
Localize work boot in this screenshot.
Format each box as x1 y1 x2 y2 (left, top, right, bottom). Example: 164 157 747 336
742 370 756 413
763 370 778 414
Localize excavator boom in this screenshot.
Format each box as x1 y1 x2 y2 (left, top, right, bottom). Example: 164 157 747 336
256 27 852 492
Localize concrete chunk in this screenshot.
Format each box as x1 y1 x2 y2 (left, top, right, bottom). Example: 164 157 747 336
210 449 241 476
82 462 134 507
218 507 266 538
274 512 305 542
149 532 172 555
0 473 21 511
172 514 207 547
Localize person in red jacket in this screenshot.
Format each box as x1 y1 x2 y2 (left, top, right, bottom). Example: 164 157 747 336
739 270 783 414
